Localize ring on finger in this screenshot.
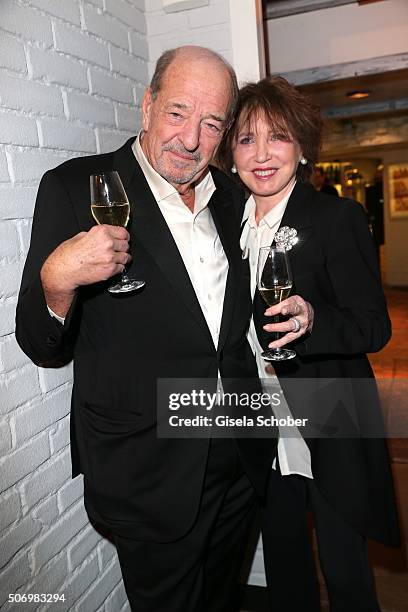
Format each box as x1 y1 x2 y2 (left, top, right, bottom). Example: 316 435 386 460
290 317 301 333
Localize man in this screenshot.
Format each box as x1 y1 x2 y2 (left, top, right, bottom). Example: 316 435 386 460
313 165 338 196
16 46 275 611
365 166 385 262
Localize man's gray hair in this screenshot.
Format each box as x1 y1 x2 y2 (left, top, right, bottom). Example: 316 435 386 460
149 46 239 126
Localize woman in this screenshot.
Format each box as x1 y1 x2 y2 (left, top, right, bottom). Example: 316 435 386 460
216 77 400 612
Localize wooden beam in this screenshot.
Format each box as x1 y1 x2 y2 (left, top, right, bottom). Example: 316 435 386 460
277 53 408 86
264 0 355 19
322 115 408 156
322 98 408 119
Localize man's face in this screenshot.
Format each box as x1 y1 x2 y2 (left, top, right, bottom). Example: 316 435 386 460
141 57 230 190
313 168 324 189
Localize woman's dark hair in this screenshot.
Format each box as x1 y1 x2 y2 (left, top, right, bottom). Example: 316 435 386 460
216 76 323 183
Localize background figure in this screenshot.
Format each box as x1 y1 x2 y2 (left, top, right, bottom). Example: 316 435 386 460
365 165 385 262
217 76 400 612
313 165 339 196
15 46 276 612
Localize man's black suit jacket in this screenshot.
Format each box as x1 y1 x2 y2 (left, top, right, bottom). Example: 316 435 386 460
16 137 276 541
254 181 400 547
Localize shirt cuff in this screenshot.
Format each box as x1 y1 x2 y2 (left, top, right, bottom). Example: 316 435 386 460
47 306 65 325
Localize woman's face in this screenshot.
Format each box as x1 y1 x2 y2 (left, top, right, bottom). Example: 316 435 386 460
232 112 302 206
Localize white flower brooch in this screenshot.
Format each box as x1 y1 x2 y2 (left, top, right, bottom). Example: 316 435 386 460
274 226 299 251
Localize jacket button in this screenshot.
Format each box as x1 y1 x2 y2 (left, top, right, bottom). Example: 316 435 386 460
46 334 57 347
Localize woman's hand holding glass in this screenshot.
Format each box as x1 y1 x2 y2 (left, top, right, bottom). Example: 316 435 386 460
257 246 295 361
262 294 314 349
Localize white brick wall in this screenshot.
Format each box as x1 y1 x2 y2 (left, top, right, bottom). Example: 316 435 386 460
144 0 233 78
0 31 28 73
0 1 147 609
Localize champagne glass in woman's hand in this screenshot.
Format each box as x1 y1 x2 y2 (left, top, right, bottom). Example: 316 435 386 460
90 171 145 294
257 246 296 361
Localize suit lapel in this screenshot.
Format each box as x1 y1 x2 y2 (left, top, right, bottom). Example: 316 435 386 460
275 181 315 260
113 139 213 341
207 178 243 353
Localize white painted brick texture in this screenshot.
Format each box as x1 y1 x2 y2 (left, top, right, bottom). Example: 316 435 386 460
1 1 54 47
0 298 18 337
83 5 130 50
0 1 148 608
0 113 38 148
49 416 70 454
75 556 123 611
28 47 89 91
0 332 30 370
144 0 232 77
89 67 134 103
0 31 27 74
1 262 25 302
105 0 146 34
61 554 100 609
0 554 32 608
68 521 100 571
28 0 82 26
104 581 130 612
0 490 22 533
0 186 37 220
0 422 13 459
66 91 116 127
0 149 11 182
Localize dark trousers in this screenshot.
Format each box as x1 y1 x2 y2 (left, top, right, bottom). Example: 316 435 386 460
114 438 256 612
261 469 380 612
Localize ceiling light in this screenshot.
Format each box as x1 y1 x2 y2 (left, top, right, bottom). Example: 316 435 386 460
346 90 371 100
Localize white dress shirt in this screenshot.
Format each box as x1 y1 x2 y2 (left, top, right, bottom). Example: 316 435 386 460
49 134 228 351
241 188 313 478
132 135 228 348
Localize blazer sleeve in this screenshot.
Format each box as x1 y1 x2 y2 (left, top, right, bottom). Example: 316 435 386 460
296 199 391 357
15 169 80 366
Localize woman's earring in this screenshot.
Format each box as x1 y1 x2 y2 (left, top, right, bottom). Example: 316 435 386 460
231 164 237 174
300 157 307 165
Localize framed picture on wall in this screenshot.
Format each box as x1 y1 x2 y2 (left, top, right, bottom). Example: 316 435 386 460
388 164 408 218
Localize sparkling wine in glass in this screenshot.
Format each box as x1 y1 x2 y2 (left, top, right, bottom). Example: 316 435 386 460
90 171 145 294
257 246 296 361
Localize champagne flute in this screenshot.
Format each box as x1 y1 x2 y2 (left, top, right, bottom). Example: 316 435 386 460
257 246 296 361
90 171 145 294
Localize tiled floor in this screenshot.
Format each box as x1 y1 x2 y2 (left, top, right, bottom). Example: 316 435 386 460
371 287 408 461
367 286 408 612
242 286 408 611
316 286 408 611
